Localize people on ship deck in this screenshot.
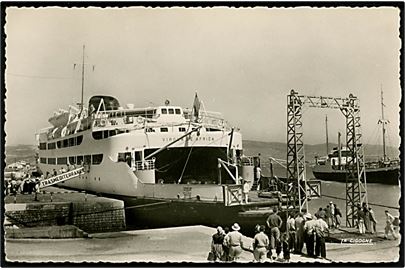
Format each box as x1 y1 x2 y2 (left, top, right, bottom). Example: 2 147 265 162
242 179 250 204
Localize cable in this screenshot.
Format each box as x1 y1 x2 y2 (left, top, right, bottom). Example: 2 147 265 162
6 72 75 80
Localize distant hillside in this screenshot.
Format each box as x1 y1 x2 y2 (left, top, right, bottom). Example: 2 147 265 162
5 145 37 165
242 140 400 161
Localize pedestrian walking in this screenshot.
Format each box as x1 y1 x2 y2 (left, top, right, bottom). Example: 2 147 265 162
266 207 283 259
224 223 244 261
211 226 225 262
334 204 342 228
303 214 317 257
294 212 305 254
253 225 269 262
314 213 329 258
384 210 397 240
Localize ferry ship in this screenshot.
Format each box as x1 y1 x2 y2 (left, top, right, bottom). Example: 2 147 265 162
36 94 281 232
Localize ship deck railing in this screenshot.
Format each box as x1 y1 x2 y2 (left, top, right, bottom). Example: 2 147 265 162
134 160 155 171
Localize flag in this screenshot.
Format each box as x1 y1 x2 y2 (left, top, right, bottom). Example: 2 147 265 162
193 92 200 121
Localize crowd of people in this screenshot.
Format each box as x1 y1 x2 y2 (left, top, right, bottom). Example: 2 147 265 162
209 206 333 263
6 177 40 195
5 165 76 196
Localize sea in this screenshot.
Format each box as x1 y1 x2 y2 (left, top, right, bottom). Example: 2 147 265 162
262 161 401 232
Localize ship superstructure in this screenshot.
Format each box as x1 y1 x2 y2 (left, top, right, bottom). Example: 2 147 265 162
36 95 247 199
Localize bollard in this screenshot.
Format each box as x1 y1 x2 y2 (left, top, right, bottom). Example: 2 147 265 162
50 192 53 202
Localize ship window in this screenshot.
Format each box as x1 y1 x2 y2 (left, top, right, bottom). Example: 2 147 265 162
92 154 103 165
162 108 167 114
160 127 168 132
57 157 67 165
57 141 62 148
179 127 186 132
103 130 109 139
175 108 181 114
146 128 155 132
84 155 91 165
48 142 56 150
69 156 76 165
69 138 74 146
92 131 103 140
39 143 47 150
48 158 56 165
168 108 174 114
118 153 126 162
77 155 84 165
109 130 116 137
40 157 47 164
62 139 68 148
76 135 83 145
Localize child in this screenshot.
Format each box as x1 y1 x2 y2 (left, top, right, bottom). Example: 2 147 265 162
281 233 290 263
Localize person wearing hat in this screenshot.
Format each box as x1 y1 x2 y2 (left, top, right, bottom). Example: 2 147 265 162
210 226 225 261
224 223 244 261
303 213 317 257
253 225 269 262
314 213 329 258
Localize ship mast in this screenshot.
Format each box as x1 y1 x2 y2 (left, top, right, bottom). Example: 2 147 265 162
325 115 329 155
80 45 86 113
378 85 388 163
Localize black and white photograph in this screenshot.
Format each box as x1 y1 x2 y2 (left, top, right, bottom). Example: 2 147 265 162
2 3 403 265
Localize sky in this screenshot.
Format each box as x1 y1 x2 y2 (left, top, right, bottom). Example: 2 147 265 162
4 7 402 148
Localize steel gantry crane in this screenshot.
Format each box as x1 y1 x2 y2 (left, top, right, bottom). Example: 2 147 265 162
286 89 368 227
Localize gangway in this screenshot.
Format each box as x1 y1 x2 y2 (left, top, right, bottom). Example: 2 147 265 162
38 167 85 189
286 90 368 227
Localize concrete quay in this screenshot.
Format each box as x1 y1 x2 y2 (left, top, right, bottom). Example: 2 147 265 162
5 225 328 263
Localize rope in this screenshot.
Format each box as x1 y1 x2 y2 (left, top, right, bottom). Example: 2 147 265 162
178 147 194 184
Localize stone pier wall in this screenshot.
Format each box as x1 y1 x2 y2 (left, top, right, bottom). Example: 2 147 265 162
5 198 126 233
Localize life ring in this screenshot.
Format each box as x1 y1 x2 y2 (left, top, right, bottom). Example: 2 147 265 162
137 117 144 124
99 119 106 127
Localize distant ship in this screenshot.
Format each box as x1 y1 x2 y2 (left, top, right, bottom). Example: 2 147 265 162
312 88 400 185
